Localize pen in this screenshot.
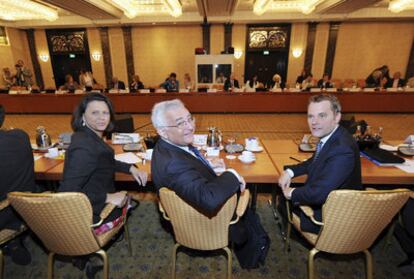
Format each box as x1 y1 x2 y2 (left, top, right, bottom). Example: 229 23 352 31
134 163 140 169
289 156 301 163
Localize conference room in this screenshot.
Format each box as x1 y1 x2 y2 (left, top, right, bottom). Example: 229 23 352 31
1 0 414 278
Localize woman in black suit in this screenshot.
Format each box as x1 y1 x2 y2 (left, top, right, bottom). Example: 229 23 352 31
60 93 147 223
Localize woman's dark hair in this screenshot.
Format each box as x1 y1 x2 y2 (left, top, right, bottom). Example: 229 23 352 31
71 93 115 133
248 74 258 88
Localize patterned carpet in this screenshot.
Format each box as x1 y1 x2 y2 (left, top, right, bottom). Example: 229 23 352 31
3 199 412 279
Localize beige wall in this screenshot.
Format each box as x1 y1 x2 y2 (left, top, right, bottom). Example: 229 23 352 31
132 25 202 87
87 28 105 86
287 23 308 87
108 28 128 84
232 24 246 83
34 30 54 88
210 24 224 55
333 22 414 80
311 23 329 80
0 27 32 86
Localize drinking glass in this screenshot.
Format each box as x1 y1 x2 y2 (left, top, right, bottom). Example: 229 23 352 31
226 135 237 154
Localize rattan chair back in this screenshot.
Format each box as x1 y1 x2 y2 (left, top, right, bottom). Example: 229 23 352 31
316 189 410 254
159 188 237 250
8 192 100 256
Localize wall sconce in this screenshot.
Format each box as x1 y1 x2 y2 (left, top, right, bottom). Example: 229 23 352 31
234 49 243 59
292 48 303 58
92 51 102 61
38 54 49 62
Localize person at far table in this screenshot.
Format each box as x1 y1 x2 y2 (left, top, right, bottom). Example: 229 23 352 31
317 73 333 89
2 67 14 88
278 94 362 233
14 60 33 87
386 71 406 88
301 73 315 91
245 74 260 91
215 72 226 84
110 76 125 90
0 104 38 266
58 93 148 277
150 99 246 215
130 74 144 91
183 73 194 91
224 73 240 91
162 72 180 92
79 70 94 91
296 69 307 85
270 74 285 90
60 74 80 92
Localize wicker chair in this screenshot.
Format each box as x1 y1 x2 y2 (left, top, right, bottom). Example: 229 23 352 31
0 199 27 278
285 189 411 279
159 188 250 279
7 192 132 279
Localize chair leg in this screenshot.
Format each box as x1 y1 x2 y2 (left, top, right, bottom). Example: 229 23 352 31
363 249 373 279
47 252 55 279
124 223 133 256
171 243 180 279
382 220 396 253
223 247 232 279
285 222 292 253
95 250 109 279
308 248 319 279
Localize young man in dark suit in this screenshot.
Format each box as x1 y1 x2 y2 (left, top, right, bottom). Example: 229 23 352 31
0 105 37 265
278 94 363 233
150 99 245 215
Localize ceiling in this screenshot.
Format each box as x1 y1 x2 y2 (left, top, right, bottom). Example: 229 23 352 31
1 0 414 29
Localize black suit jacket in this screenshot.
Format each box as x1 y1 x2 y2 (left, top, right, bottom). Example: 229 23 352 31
111 80 126 90
59 127 131 222
151 138 240 215
285 126 363 233
0 129 37 229
386 78 405 88
224 79 240 91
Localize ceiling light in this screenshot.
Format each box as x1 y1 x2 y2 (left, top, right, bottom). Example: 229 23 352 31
253 0 273 15
0 0 58 21
162 0 182 17
389 0 414 13
106 0 139 18
256 0 323 15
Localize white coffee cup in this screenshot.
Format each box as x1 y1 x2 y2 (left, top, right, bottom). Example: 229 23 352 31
47 147 59 158
245 137 259 150
206 147 220 157
242 150 255 159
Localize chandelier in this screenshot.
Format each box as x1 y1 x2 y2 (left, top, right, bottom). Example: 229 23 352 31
0 0 58 21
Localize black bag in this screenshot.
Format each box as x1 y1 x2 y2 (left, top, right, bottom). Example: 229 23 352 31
233 208 270 269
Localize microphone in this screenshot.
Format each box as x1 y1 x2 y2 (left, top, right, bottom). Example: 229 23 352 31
134 122 153 132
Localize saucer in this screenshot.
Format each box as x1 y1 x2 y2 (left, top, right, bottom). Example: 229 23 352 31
202 145 224 151
238 155 255 164
245 146 264 152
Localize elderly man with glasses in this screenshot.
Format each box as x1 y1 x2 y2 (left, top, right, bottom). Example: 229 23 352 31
150 99 245 215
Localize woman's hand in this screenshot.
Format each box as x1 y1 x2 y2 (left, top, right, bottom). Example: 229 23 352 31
130 165 148 186
106 191 127 207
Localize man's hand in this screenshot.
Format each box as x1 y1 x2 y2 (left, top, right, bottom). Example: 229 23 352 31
282 186 294 200
239 175 246 192
278 170 292 190
106 191 127 207
130 165 148 186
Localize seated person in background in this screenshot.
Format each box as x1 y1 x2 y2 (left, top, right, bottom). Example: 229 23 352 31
296 69 307 84
130 74 144 91
270 74 285 90
151 99 245 215
2 67 14 88
245 74 260 91
162 72 179 92
0 105 37 265
365 65 390 88
386 71 405 88
79 70 94 91
224 73 240 91
395 199 414 274
301 73 315 91
110 77 125 90
183 73 194 90
407 76 414 88
60 74 80 92
278 94 362 233
317 73 333 89
215 72 226 84
14 60 33 88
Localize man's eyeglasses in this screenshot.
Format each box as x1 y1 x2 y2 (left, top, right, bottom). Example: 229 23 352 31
162 116 195 129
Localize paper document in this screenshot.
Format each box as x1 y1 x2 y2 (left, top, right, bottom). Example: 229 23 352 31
396 159 414 173
115 152 140 164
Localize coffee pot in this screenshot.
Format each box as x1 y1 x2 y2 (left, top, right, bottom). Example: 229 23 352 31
36 126 51 148
207 126 221 147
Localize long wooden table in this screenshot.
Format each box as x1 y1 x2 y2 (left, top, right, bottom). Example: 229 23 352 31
262 139 414 185
3 90 414 113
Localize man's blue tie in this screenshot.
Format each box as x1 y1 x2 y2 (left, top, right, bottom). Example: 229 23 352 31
188 145 213 170
313 141 323 162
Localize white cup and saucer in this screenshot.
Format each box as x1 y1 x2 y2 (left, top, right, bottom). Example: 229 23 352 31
245 137 263 152
238 151 256 164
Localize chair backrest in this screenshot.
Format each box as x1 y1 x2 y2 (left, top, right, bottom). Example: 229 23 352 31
159 188 237 250
316 189 410 254
8 192 100 256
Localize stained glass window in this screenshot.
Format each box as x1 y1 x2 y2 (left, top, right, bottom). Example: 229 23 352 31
248 27 288 50
50 31 85 53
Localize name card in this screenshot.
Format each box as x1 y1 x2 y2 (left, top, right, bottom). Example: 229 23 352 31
139 89 150 93
193 134 207 146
